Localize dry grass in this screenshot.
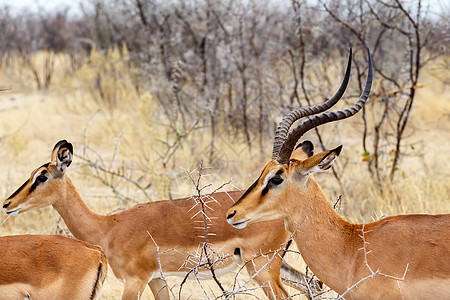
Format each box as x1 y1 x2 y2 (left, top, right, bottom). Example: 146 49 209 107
0 52 448 299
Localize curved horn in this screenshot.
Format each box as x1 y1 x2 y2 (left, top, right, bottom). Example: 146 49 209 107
277 48 373 164
272 49 353 160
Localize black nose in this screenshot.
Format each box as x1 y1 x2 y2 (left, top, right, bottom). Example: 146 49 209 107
3 202 11 209
227 210 236 219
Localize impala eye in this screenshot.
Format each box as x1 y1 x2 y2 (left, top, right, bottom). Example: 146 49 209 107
269 176 283 186
37 175 48 183
262 176 284 195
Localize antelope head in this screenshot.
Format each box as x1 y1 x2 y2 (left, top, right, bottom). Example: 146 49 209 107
3 140 73 215
227 49 372 229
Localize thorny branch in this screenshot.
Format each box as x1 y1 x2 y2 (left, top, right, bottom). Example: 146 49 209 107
178 163 232 298
147 231 178 299
177 164 319 299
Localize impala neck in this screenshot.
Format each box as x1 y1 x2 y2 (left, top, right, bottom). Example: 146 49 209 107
284 177 358 294
52 177 110 248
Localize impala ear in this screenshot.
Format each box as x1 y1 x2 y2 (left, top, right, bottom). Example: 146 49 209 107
298 145 342 176
51 140 73 174
318 145 342 170
292 140 314 160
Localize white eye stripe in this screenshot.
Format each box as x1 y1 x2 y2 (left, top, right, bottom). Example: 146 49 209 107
31 173 41 185
31 170 47 184
262 170 279 191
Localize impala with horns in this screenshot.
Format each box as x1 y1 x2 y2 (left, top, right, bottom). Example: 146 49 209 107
0 234 107 300
227 49 450 299
2 141 317 299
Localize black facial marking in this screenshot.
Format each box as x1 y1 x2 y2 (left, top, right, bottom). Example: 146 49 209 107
233 169 285 205
28 172 48 194
234 248 241 256
6 165 50 200
28 181 39 195
240 174 262 199
262 170 284 196
6 180 28 200
261 185 269 196
232 173 263 207
227 210 236 219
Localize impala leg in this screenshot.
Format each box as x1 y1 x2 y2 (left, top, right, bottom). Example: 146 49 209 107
245 255 288 300
121 279 147 300
148 278 170 300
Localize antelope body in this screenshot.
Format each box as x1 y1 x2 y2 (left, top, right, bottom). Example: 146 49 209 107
3 141 305 299
0 234 107 300
226 49 450 299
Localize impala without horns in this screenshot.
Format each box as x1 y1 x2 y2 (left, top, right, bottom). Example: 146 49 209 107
226 49 450 299
2 140 316 299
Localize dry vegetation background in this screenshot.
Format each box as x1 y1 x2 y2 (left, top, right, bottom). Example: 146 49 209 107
0 0 449 298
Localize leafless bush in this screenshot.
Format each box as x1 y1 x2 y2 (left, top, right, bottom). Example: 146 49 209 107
0 0 447 177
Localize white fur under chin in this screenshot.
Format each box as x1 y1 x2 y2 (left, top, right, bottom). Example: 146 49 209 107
4 207 21 216
228 219 248 229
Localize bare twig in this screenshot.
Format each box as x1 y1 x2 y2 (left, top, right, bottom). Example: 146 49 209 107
147 231 178 299
178 163 233 298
